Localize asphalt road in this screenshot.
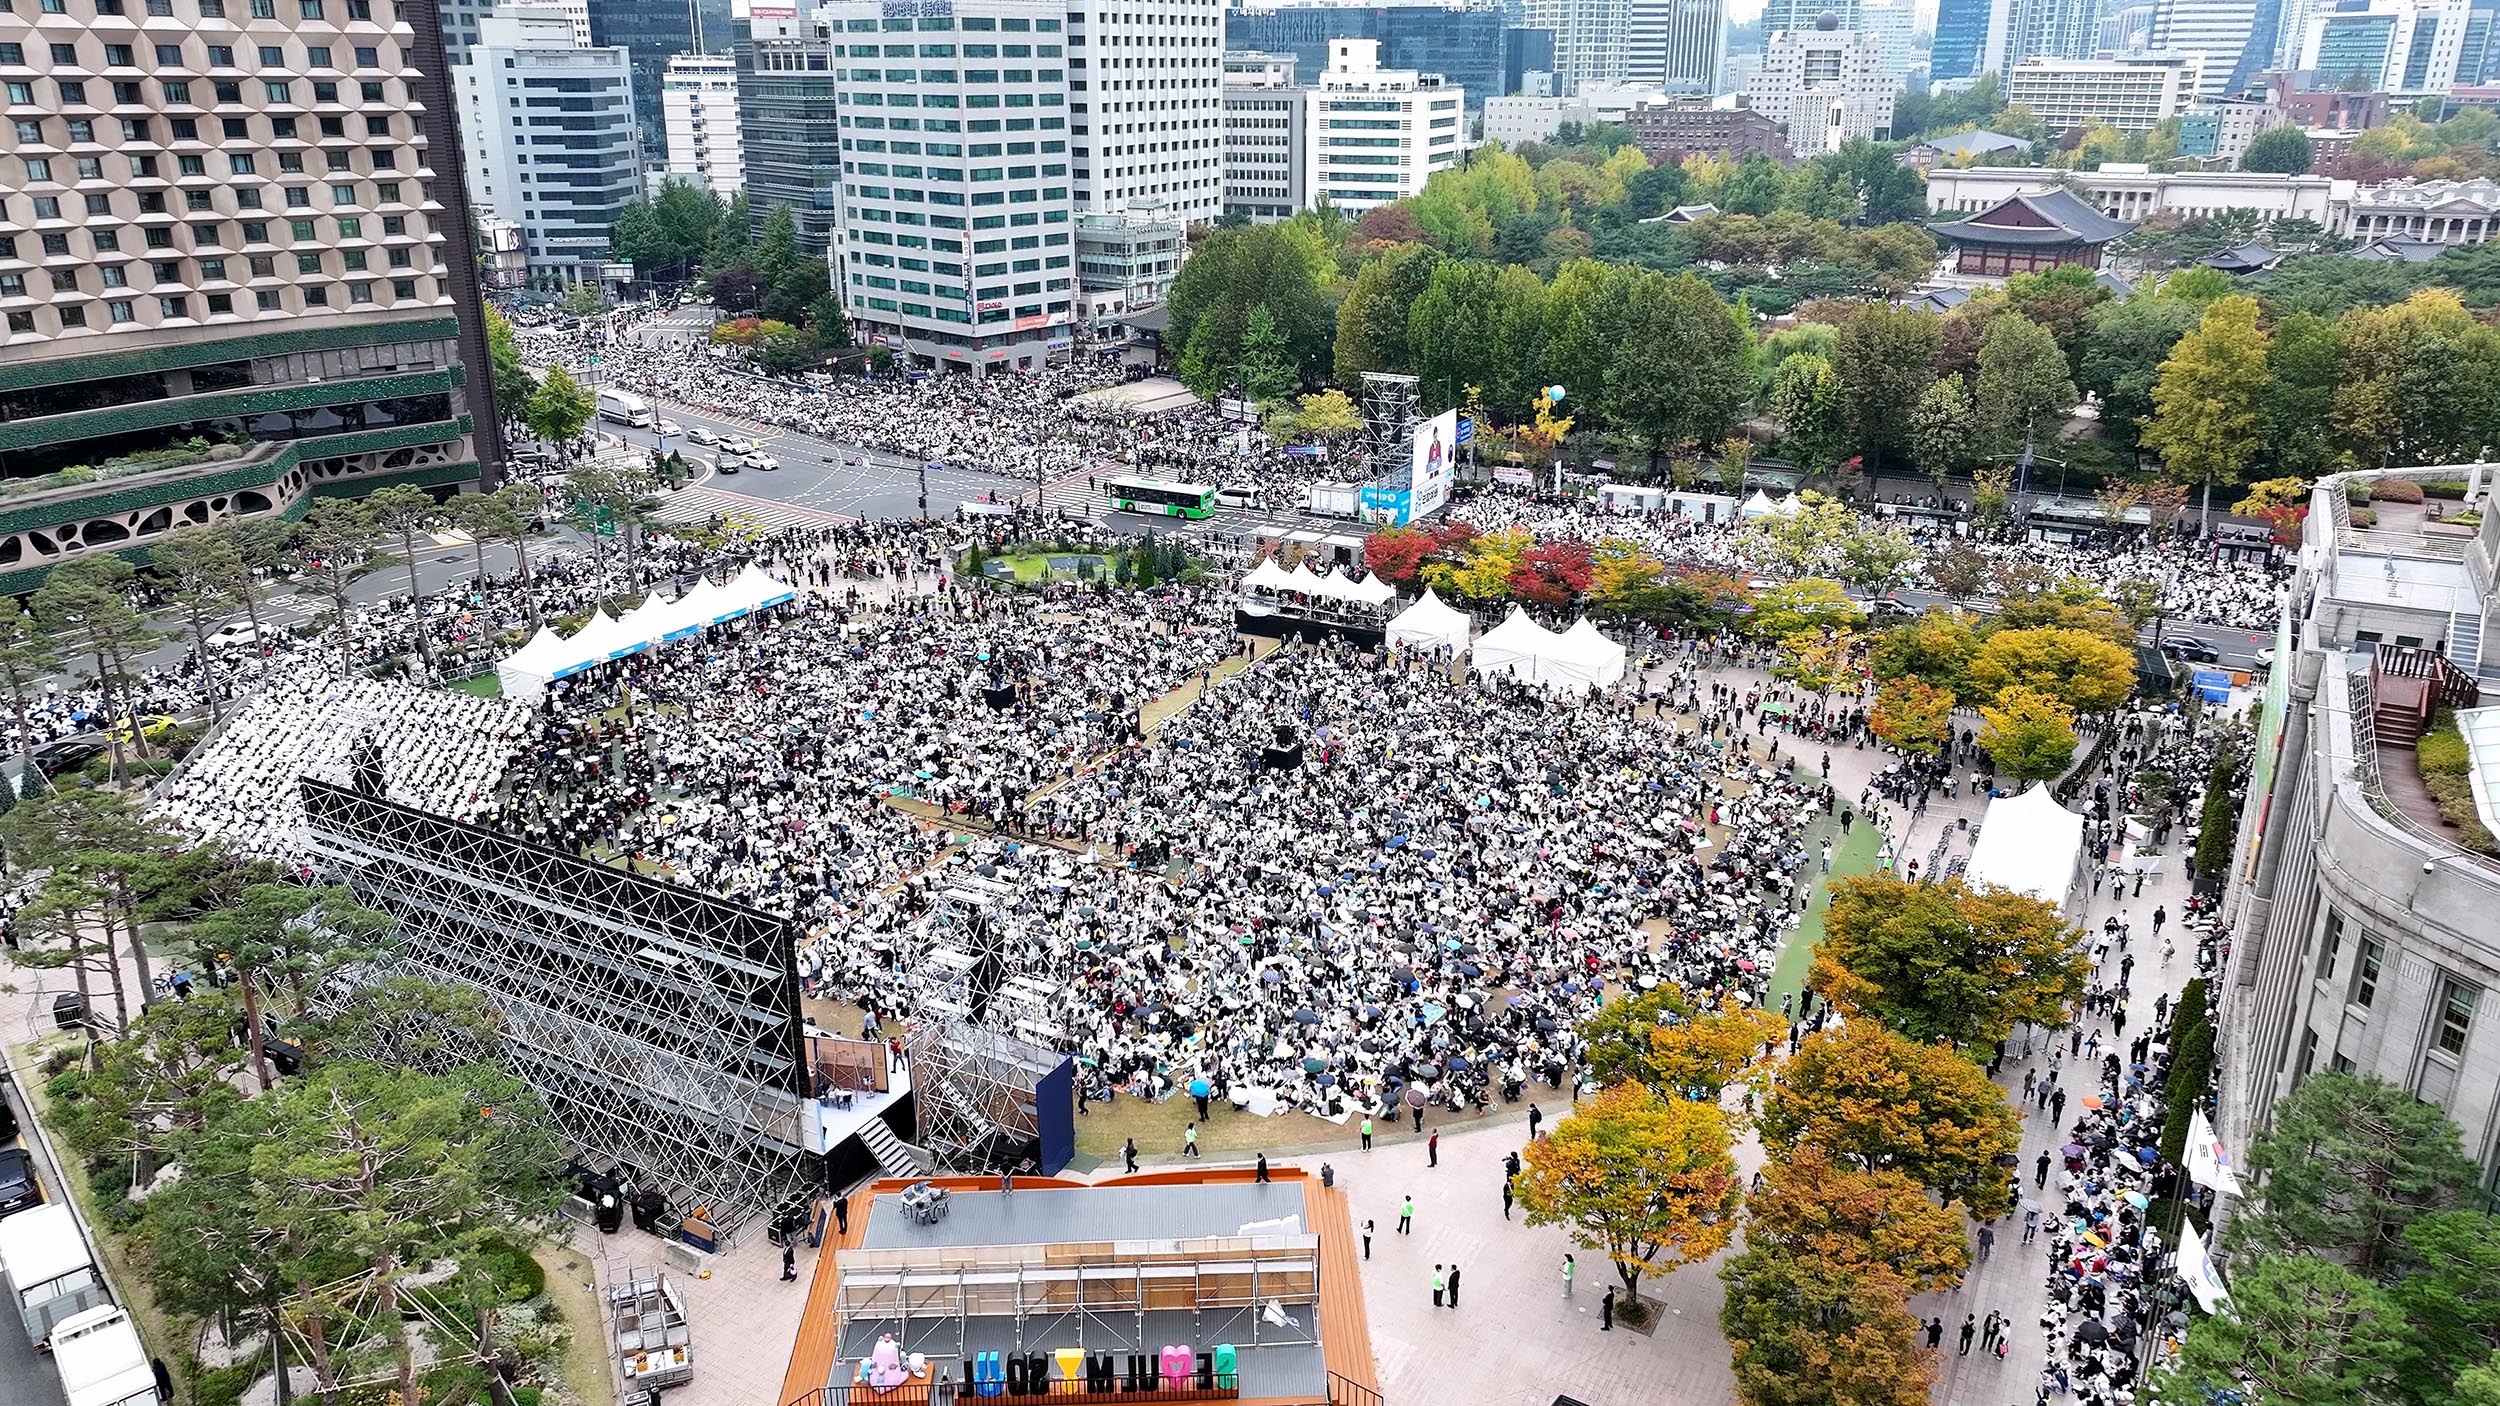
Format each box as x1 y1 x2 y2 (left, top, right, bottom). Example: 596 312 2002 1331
0 1077 73 1406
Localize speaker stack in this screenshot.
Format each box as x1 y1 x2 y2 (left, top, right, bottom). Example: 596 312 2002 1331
1260 723 1303 772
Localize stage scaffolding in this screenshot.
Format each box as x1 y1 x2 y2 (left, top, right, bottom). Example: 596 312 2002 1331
901 877 1072 1170
298 780 812 1239
833 1236 1322 1364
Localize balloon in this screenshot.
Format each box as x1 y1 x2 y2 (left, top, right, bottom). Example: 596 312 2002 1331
1545 385 1566 401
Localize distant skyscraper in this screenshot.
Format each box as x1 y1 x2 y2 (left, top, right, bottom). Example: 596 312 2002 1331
1931 0 2004 78
459 11 640 272
1066 0 1225 224
589 0 735 154
662 52 744 198
1221 4 1514 106
1999 0 2108 74
2149 0 2285 95
2297 0 2472 95
1524 0 1632 91
1626 0 1726 91
1752 15 1895 153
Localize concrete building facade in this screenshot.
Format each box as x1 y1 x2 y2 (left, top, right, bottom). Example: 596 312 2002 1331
2297 0 2471 96
735 9 840 256
1926 164 2342 222
0 0 495 587
824 0 1074 373
1623 100 1792 160
1522 0 1629 92
2149 0 2290 96
1222 51 1314 221
1220 3 1515 106
1309 40 1462 213
2218 469 2500 1199
2002 53 2203 131
458 10 639 274
1065 0 1224 226
1750 17 1894 156
661 51 743 199
586 0 731 153
1625 0 1725 93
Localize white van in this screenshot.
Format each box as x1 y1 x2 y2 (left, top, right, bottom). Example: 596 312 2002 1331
0 1204 108 1350
50 1305 160 1406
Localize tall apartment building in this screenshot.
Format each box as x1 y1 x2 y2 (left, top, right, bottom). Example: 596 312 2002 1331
735 8 840 255
438 0 588 65
1222 50 1314 220
2004 53 2203 130
2297 0 2471 97
662 51 742 198
823 0 1075 372
1065 0 1223 224
2149 0 2289 96
2178 95 2293 162
1522 0 1630 93
0 0 498 588
1997 0 2107 74
1751 17 1894 156
1222 3 1515 107
1309 39 1463 213
587 0 731 151
1626 0 1725 92
458 11 639 273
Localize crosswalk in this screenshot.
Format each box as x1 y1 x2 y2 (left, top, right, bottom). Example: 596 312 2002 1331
648 484 854 533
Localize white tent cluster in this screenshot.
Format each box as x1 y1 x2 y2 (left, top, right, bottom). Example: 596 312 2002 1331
1963 783 2088 912
1239 558 1398 610
1739 489 1806 521
497 564 796 701
1385 588 1472 654
1468 606 1627 693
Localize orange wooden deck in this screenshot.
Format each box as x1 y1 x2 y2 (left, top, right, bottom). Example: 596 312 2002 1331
774 1171 1379 1406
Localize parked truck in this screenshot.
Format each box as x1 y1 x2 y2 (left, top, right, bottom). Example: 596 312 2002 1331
1303 482 1361 518
595 389 654 429
50 1304 161 1406
609 1267 692 1391
0 1203 110 1350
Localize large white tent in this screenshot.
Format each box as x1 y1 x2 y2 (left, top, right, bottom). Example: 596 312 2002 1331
1468 609 1624 692
1740 489 1782 520
1470 606 1560 685
1964 784 2088 911
1550 618 1629 691
492 567 799 702
1386 588 1472 654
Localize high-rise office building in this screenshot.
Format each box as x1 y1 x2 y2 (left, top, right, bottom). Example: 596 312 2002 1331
1752 16 1894 154
2004 51 2202 127
2150 0 2288 96
1222 3 1514 106
735 7 840 255
1857 0 1919 77
1308 39 1463 212
2296 0 2471 96
823 0 1075 372
1998 0 2108 74
1222 50 1314 220
1626 0 1725 92
587 0 732 154
1065 0 1224 224
1523 0 1631 92
438 0 589 65
458 10 640 273
0 0 498 587
662 51 743 198
1932 0 2009 80
1504 25 1557 93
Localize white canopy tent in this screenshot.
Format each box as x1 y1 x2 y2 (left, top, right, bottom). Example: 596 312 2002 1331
1963 784 2088 911
1548 618 1629 692
1386 588 1472 654
491 567 799 702
1470 606 1562 685
494 625 579 702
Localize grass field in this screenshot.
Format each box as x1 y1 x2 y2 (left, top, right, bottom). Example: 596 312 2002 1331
448 673 504 698
1763 805 1885 1010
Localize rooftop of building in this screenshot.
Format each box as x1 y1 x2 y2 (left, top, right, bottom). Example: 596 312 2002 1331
1930 187 2135 246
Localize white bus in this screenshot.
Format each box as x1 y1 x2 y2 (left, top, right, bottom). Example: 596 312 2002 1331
0 1204 109 1350
595 389 654 429
51 1305 161 1406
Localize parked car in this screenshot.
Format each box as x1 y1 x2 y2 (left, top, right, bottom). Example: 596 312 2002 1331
714 454 746 474
104 714 179 745
745 453 780 471
0 1147 42 1220
2165 637 2221 664
30 740 103 778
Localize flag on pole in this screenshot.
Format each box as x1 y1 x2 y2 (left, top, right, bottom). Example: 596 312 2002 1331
2177 1220 2232 1314
2185 1110 2244 1197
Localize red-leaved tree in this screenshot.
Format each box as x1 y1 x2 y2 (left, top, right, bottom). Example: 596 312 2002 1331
1509 539 1597 605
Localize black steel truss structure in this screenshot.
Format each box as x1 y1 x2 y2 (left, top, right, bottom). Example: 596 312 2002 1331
299 780 811 1238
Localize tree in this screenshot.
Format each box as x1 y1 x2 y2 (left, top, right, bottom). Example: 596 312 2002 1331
2156 1254 2412 1406
1910 374 1979 494
454 489 534 620
1507 538 1597 604
1976 685 2078 783
1869 610 1979 690
1832 306 1940 471
3 787 176 1028
1748 577 1862 643
2393 1211 2500 1395
364 484 443 672
481 305 536 430
1811 875 2089 1049
193 882 381 1090
2078 293 2199 449
1973 315 2076 475
1758 1021 2022 1217
2242 125 2316 174
1926 540 1991 604
1580 985 1785 1103
1170 224 1334 397
1513 1081 1741 1304
2003 264 2111 370
1237 304 1300 403
2142 295 2271 524
1265 388 1361 444
1720 1248 1935 1406
148 527 250 724
32 556 164 783
1962 626 2138 714
1741 1145 1971 1293
1768 353 1846 470
1359 527 1438 585
524 364 597 451
0 597 58 800
1871 676 1955 757
557 281 612 318
2242 1071 2481 1278
292 499 372 631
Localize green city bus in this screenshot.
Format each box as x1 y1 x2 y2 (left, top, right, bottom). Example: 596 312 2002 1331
1104 477 1217 519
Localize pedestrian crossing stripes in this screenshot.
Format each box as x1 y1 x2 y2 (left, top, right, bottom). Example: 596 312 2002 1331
649 485 854 532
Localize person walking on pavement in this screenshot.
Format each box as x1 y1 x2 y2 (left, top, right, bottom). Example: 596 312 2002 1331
1446 1264 1461 1309
1501 1179 1514 1220
1412 1103 1424 1133
1563 1254 1575 1297
1600 1287 1615 1331
1399 1195 1414 1233
2022 1206 2041 1244
1977 1223 1995 1263
1428 1130 1438 1167
1123 1138 1139 1174
1924 1317 1943 1351
1957 1314 1976 1356
781 1242 798 1283
1528 1103 1543 1139
2036 1150 2052 1187
1254 1153 1270 1184
1432 1265 1445 1308
1981 1311 2001 1353
1362 1219 1373 1260
2050 1087 2067 1126
1360 1116 1373 1151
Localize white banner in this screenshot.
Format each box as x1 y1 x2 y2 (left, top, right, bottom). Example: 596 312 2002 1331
2184 1110 2244 1197
2177 1221 2231 1314
1410 409 1457 518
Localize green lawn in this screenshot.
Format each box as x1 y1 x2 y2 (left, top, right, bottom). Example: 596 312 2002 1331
1764 807 1884 1010
447 673 503 698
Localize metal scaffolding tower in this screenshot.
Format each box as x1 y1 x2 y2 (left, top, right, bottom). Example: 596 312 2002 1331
899 877 1068 1171
1357 372 1422 485
298 780 812 1240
